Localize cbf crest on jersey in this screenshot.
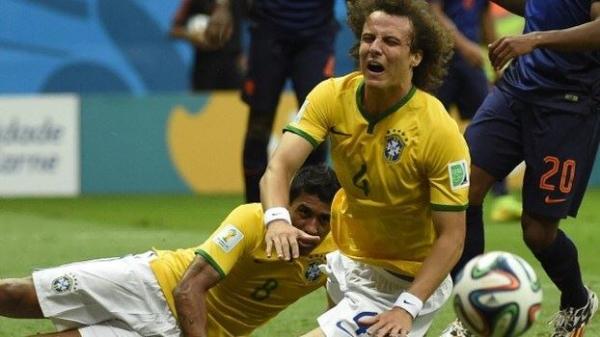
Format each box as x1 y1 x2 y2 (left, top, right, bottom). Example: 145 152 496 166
384 129 407 163
305 261 323 282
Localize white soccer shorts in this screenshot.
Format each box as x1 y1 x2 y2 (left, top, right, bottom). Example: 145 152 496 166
32 251 181 337
317 251 453 337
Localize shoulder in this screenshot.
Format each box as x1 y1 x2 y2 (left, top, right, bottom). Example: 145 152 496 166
410 89 452 121
224 203 265 237
411 90 466 148
312 72 362 95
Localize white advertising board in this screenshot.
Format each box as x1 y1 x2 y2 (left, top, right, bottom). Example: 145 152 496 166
0 95 80 196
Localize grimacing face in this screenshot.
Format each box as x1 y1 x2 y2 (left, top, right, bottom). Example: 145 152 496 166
359 11 422 90
289 192 331 255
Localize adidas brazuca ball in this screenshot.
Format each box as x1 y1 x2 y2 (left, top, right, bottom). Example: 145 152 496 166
453 251 543 337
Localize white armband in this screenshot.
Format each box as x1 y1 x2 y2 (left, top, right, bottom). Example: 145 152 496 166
394 291 423 319
263 207 291 227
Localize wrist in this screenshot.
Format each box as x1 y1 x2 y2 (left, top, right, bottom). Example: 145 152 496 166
394 291 423 319
532 31 548 49
264 207 291 227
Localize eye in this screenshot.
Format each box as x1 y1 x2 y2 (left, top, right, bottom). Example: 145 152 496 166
297 205 312 218
383 37 401 46
361 34 375 43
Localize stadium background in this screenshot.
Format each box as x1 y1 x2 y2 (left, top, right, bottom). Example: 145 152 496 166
2 0 599 196
1 1 599 336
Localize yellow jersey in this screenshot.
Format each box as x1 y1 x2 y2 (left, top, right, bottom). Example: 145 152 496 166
149 203 335 337
285 72 470 277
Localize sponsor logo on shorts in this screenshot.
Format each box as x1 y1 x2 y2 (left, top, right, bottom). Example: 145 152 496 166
213 225 244 253
51 273 77 294
448 160 469 190
545 195 567 204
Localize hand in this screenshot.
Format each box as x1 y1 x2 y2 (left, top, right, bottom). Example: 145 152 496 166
204 5 233 48
265 220 320 260
488 33 538 71
458 40 485 68
187 32 214 50
359 307 413 337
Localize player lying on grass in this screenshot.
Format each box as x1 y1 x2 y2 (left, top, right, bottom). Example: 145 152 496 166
0 164 340 337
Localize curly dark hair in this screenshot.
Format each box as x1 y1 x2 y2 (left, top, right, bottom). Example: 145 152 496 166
346 0 454 93
290 164 340 205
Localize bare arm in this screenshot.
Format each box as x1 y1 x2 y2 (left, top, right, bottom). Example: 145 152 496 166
481 3 498 46
489 0 526 17
261 132 316 260
204 0 233 48
489 2 600 70
430 1 484 67
408 210 465 301
173 256 221 337
170 25 214 50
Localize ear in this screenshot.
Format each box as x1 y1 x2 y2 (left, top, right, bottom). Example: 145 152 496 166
410 50 423 68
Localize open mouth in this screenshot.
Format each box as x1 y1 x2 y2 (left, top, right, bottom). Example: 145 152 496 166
367 61 385 73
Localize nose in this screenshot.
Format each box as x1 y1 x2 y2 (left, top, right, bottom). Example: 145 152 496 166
303 217 320 236
368 38 383 55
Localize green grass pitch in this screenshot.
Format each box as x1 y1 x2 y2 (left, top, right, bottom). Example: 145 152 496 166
1 189 599 336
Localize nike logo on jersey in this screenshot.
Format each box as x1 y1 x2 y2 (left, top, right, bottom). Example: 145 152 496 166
329 127 352 137
545 195 567 204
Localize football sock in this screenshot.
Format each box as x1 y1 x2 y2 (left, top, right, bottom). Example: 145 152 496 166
451 205 485 281
533 229 588 309
243 136 269 203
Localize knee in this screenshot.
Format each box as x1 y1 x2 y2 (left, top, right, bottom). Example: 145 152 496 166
0 279 19 303
468 183 489 205
0 278 33 306
245 110 275 139
521 213 559 253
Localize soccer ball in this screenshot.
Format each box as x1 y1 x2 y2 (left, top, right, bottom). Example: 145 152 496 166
453 251 543 337
186 14 209 35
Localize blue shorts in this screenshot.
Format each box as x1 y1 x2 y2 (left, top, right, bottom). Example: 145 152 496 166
465 87 600 218
436 56 489 120
241 26 336 112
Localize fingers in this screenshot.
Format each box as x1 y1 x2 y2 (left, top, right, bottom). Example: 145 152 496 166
298 232 321 243
362 309 412 337
265 234 273 258
358 315 378 325
266 231 289 259
488 40 502 68
265 221 302 260
490 43 513 70
204 19 232 47
279 235 292 260
366 323 408 337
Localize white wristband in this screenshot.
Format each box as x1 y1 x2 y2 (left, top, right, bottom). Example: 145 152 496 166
394 292 423 319
264 207 291 227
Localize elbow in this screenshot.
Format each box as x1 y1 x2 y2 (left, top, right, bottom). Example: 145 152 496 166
259 161 282 195
173 282 195 307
